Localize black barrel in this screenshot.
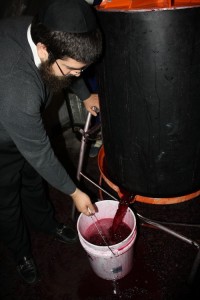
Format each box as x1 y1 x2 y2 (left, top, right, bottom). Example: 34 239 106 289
96 7 200 197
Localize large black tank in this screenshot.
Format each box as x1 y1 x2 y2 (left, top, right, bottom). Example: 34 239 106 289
96 6 200 197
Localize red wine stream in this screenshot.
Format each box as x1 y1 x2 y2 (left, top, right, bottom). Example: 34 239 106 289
111 189 135 235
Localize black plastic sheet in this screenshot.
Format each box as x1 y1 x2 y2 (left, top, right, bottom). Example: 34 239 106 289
97 7 200 197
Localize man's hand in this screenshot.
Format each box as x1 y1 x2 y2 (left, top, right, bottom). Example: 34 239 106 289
70 188 96 216
83 94 99 116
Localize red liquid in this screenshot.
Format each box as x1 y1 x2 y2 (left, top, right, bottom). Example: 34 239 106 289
85 218 131 246
102 158 135 235
111 189 135 235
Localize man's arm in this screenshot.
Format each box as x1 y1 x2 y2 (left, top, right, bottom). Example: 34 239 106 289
70 77 99 116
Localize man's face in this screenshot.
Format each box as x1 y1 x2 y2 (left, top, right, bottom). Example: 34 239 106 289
39 57 87 93
39 59 73 93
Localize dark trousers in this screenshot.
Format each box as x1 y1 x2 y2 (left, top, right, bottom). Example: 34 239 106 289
0 142 58 262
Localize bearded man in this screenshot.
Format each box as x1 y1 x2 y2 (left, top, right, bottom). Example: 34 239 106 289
0 0 102 284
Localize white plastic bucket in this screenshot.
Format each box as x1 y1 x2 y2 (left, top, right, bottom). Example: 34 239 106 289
77 200 137 280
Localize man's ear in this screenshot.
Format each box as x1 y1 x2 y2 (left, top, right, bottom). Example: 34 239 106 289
36 43 49 61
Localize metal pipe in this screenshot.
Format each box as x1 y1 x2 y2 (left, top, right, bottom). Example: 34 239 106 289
72 112 93 220
76 113 93 181
80 172 119 201
137 213 200 250
73 109 100 220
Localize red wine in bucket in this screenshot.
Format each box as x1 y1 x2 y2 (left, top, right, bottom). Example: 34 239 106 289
85 190 135 246
85 218 132 246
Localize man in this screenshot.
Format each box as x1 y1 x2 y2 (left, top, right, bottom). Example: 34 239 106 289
0 0 102 284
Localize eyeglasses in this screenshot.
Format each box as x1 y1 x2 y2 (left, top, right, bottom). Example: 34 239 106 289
55 59 88 77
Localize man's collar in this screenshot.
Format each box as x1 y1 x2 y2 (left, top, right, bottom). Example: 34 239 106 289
27 25 41 68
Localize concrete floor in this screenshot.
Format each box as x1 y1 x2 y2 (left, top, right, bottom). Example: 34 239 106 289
0 126 200 300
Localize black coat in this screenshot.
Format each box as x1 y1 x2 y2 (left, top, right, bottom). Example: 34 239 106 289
0 16 89 195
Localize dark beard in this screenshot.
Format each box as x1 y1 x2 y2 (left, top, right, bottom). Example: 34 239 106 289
39 60 74 93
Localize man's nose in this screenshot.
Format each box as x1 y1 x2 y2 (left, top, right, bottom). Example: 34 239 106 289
70 70 81 77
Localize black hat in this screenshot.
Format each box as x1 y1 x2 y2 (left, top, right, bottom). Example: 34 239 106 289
38 0 97 33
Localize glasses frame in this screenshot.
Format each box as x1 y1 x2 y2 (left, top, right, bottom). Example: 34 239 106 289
51 53 88 77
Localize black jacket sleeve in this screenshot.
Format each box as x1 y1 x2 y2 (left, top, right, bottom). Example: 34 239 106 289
70 77 91 101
